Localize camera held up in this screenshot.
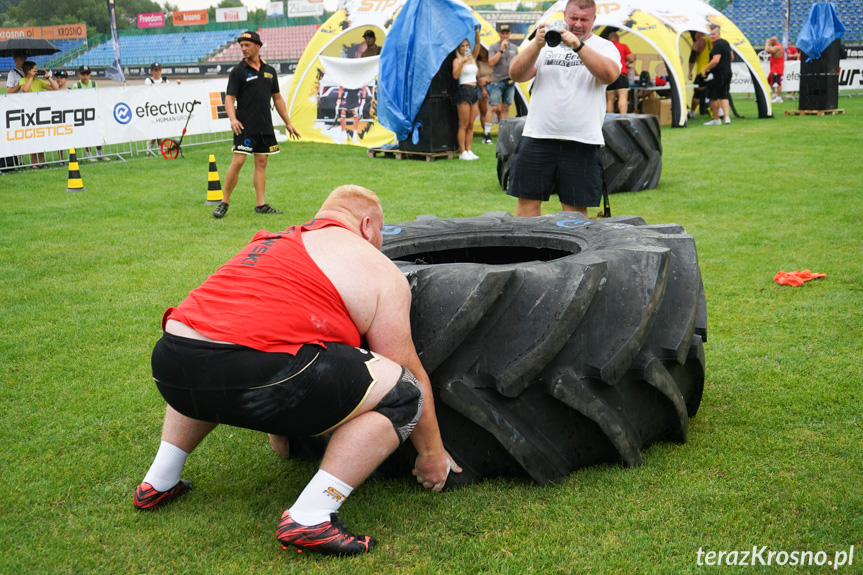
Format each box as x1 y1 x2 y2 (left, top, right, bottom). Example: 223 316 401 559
545 20 569 48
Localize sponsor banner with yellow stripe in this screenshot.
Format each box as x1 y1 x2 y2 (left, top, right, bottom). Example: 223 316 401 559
1 80 235 156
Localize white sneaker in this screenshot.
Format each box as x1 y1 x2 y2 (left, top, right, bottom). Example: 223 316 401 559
459 151 471 161
466 150 479 160
775 97 783 103
704 119 722 125
724 117 731 124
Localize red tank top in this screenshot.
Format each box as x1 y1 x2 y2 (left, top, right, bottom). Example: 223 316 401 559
163 218 361 354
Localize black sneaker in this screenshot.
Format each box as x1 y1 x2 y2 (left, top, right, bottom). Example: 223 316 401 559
212 202 229 218
276 511 376 556
254 204 283 215
133 480 191 511
482 134 493 145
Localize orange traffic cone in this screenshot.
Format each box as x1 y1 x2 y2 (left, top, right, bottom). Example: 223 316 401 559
65 148 86 192
205 155 223 205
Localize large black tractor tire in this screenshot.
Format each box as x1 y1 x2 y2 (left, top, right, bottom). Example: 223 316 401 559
496 115 662 195
288 212 706 487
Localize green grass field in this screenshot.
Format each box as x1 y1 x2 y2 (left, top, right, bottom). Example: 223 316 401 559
1 97 861 574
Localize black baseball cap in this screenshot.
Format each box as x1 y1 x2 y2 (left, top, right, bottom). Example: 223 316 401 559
150 62 162 70
499 25 511 32
78 65 92 74
237 31 263 46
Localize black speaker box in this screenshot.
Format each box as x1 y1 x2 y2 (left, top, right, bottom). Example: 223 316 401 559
428 52 458 98
798 73 839 110
399 96 458 153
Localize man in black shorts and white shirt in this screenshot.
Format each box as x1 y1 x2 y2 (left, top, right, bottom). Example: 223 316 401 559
213 31 301 218
507 0 620 217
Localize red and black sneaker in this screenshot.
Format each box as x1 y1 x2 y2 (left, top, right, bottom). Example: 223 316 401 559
275 511 376 556
133 479 191 511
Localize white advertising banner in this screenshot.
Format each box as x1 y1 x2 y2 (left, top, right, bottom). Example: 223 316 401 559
216 6 248 23
731 59 863 93
288 0 324 17
1 79 235 156
267 2 285 17
1 77 301 156
2 89 103 156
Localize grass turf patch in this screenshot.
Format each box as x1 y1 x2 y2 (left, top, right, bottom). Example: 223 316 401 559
1 96 861 574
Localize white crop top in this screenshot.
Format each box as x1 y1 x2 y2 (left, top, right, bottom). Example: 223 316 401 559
459 63 478 85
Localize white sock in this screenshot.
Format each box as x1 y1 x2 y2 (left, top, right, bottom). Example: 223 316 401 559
288 469 354 526
142 441 188 492
484 123 492 135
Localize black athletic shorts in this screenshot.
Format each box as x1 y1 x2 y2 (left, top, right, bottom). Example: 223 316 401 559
606 73 629 91
506 136 603 207
707 71 731 101
233 132 280 155
151 333 379 437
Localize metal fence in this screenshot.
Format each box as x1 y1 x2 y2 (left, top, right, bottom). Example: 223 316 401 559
1 130 233 174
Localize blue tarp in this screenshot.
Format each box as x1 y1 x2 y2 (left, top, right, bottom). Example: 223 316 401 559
796 2 846 62
377 0 478 143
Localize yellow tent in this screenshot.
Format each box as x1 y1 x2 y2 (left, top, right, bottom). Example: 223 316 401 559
517 0 773 126
285 0 499 147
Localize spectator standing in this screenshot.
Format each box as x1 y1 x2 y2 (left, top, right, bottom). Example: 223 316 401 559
212 31 300 219
69 65 107 160
134 185 460 556
701 25 733 125
506 0 620 217
359 30 381 58
4 50 27 94
144 62 179 153
54 70 69 90
19 61 58 93
605 31 635 114
688 31 712 118
144 61 181 85
54 71 69 166
19 62 58 169
486 24 519 141
476 46 493 144
452 29 481 161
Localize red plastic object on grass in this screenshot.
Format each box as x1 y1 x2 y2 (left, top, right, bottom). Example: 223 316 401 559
773 270 826 286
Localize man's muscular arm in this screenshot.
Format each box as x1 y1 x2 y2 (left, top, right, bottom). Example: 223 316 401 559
363 259 462 491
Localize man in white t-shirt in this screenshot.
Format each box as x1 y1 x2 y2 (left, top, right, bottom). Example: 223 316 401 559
5 51 27 94
507 0 620 217
145 62 182 85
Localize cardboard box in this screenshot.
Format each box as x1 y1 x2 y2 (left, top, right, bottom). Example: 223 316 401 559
642 93 672 126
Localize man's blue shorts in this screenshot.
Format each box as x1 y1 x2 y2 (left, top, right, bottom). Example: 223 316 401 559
488 81 515 107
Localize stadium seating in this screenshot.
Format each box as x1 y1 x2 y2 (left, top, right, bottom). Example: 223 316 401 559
66 30 243 67
723 0 862 45
208 25 318 63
